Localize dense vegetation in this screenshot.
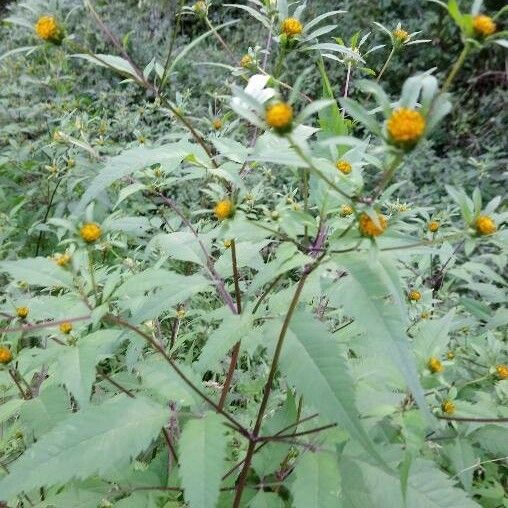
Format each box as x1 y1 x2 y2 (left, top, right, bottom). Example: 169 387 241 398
0 1 506 507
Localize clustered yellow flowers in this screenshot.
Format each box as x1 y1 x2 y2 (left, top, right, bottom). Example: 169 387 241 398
59 322 73 335
336 160 352 175
16 306 29 320
393 28 409 43
265 102 293 132
387 108 426 146
281 17 303 37
428 221 440 233
496 364 508 380
427 357 443 374
35 15 61 42
340 204 353 217
240 54 253 69
475 215 497 236
408 290 421 302
359 212 388 237
441 399 455 415
80 223 102 243
0 346 13 364
473 15 496 37
54 252 71 266
214 199 234 220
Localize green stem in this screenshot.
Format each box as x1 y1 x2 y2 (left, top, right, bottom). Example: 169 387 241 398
443 43 469 93
376 46 395 83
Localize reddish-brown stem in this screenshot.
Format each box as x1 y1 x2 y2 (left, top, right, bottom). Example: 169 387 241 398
104 314 248 435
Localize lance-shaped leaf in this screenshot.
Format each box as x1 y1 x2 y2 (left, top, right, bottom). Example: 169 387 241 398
280 312 385 466
178 412 227 508
0 395 167 500
338 254 432 422
291 452 342 508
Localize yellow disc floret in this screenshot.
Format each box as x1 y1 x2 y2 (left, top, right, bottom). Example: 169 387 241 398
59 322 73 335
408 290 421 302
0 347 12 364
54 253 71 266
16 306 29 320
475 215 497 236
441 400 455 415
266 102 293 132
387 108 426 145
212 119 223 130
336 160 352 175
496 364 508 380
473 15 496 37
240 54 253 68
340 204 354 217
393 28 409 43
214 199 234 220
281 17 303 37
35 15 60 42
427 357 443 374
80 223 102 243
359 212 388 237
428 221 440 233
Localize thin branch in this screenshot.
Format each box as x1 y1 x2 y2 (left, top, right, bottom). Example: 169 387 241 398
103 314 248 435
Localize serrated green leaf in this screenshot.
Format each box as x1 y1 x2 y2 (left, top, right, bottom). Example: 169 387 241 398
280 312 385 466
339 254 432 422
291 452 341 508
0 395 167 500
179 412 227 508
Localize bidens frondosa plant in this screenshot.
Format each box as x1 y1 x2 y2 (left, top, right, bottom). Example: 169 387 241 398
0 0 506 507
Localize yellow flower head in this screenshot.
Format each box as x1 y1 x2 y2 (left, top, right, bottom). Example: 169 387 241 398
54 253 71 267
214 199 234 220
441 400 455 415
340 204 354 217
240 54 253 68
80 223 102 243
428 221 440 233
59 322 73 335
223 239 232 248
408 290 421 302
212 119 223 130
475 215 497 236
16 306 29 320
193 1 207 15
0 346 12 364
446 351 455 360
336 160 352 175
473 15 496 37
266 102 293 132
393 28 409 43
359 212 388 237
281 17 303 37
427 357 443 374
496 364 508 380
387 108 426 145
35 15 60 42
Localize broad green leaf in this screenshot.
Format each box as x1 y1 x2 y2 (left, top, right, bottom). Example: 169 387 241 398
291 452 341 508
0 395 167 500
74 142 203 215
179 412 227 508
280 312 385 466
0 398 24 425
0 257 73 288
338 254 432 422
250 491 285 508
196 312 254 373
341 455 480 508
